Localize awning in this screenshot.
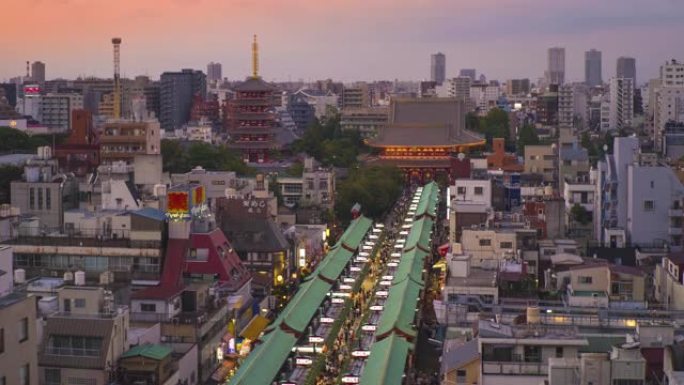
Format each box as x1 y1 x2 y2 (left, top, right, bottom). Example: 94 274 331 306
239 315 270 341
432 258 447 272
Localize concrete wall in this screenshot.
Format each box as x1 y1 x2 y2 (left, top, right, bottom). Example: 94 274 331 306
0 295 38 385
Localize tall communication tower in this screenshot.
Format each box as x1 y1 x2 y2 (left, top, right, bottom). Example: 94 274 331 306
112 37 122 119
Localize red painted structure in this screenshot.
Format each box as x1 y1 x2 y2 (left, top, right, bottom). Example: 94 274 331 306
224 77 280 163
54 110 100 177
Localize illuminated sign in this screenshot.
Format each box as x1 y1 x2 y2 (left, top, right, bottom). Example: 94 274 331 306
359 252 370 257
332 292 351 298
391 252 401 257
23 85 40 95
216 346 224 361
339 284 352 291
376 291 388 298
387 262 398 267
341 376 359 384
375 223 385 228
343 277 356 284
168 191 190 214
380 280 392 286
320 317 334 324
296 357 313 366
351 350 370 358
361 324 376 332
370 305 383 311
382 275 394 280
350 266 361 272
332 298 345 304
355 256 369 263
192 185 205 206
309 336 324 344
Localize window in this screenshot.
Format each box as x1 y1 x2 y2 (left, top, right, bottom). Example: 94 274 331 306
45 368 61 385
74 298 86 308
29 188 35 210
578 276 593 284
479 239 492 246
474 186 484 195
0 328 3 354
140 303 156 312
18 317 28 343
556 347 563 358
37 188 43 210
644 200 655 211
499 241 513 249
456 369 466 382
457 186 466 195
19 364 29 385
45 187 51 210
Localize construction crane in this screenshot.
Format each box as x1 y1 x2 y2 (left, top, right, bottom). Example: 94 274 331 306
112 37 122 119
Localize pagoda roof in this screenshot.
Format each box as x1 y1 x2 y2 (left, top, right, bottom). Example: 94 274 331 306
368 97 484 148
233 76 277 92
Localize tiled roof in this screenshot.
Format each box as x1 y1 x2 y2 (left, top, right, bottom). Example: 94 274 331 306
233 77 276 92
39 318 114 370
132 238 189 300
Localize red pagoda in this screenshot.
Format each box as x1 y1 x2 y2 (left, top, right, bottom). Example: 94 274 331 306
224 35 280 163
366 97 485 183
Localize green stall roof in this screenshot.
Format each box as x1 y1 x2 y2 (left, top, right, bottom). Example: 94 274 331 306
279 276 333 333
318 246 355 282
335 215 373 250
374 278 422 339
228 329 298 385
359 333 413 385
403 217 434 252
121 344 172 360
393 248 427 286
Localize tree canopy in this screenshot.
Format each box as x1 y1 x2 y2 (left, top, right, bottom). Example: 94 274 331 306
0 126 62 153
516 124 540 155
570 204 592 225
334 165 404 224
471 108 511 151
161 140 252 175
291 114 364 168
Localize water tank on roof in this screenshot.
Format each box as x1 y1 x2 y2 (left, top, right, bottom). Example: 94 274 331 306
74 271 86 286
153 184 167 197
63 271 73 283
14 269 26 284
25 166 40 182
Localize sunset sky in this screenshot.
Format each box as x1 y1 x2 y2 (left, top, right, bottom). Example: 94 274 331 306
2 0 683 84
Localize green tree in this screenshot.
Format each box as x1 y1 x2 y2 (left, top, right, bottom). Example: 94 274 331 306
465 112 480 131
291 112 365 168
161 139 252 175
475 108 510 150
570 204 592 225
516 124 539 155
0 165 23 203
0 126 53 153
334 165 404 224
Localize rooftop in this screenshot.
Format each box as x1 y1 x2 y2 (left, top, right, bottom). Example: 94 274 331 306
447 267 497 288
478 320 584 341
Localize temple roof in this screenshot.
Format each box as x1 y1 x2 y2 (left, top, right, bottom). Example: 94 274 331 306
233 76 277 92
368 98 484 148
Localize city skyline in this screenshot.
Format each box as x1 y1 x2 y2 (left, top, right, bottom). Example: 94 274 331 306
1 0 683 84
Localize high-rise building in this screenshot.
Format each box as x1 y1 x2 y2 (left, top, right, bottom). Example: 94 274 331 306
652 59 684 151
546 47 565 86
609 77 634 130
159 69 207 130
585 49 602 87
207 61 222 82
617 57 637 85
39 93 84 132
459 68 476 81
31 61 45 84
506 79 531 96
431 52 446 85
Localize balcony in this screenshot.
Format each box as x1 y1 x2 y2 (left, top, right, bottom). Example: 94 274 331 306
482 361 547 376
100 134 147 144
669 208 683 217
669 227 683 236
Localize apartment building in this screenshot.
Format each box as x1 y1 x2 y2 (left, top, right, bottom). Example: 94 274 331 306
556 263 646 305
524 144 556 184
38 285 130 385
0 246 38 385
100 119 161 165
340 107 388 138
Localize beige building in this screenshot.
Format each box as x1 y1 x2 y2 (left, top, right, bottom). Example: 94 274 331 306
524 144 556 183
38 285 130 385
459 229 518 268
100 119 161 165
547 345 646 385
0 293 38 385
340 107 388 138
556 263 646 302
655 254 684 310
278 158 335 209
